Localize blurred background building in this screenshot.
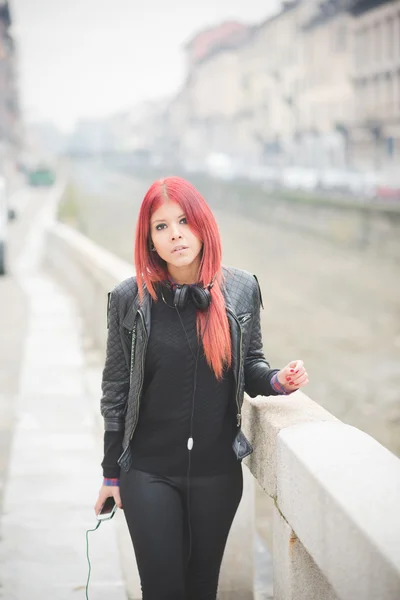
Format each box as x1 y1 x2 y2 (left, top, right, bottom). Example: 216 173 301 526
0 0 21 180
156 0 400 175
350 0 400 171
60 0 396 192
1 0 399 199
3 0 400 188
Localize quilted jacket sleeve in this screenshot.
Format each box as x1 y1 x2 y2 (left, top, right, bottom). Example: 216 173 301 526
100 289 130 431
244 276 281 398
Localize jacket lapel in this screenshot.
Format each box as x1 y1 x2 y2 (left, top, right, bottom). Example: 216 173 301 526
222 282 240 387
122 283 152 336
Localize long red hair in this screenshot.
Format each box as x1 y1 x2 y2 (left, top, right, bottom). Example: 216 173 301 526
134 176 231 380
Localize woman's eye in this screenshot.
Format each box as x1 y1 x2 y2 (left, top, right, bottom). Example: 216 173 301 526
155 219 186 230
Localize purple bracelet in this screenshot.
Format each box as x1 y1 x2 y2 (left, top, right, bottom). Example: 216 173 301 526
103 478 120 487
270 372 289 395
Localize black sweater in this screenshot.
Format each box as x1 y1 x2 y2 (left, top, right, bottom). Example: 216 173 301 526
101 284 238 478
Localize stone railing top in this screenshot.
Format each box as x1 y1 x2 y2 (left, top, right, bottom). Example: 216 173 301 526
243 392 400 599
243 390 340 496
53 221 134 290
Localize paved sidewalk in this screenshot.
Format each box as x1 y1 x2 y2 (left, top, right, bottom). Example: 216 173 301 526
0 194 127 600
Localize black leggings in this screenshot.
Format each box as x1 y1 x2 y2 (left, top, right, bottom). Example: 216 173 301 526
120 464 243 600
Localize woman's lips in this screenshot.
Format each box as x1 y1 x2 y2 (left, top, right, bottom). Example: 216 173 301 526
172 246 188 253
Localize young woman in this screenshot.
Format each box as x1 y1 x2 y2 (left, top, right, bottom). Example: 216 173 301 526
94 176 308 600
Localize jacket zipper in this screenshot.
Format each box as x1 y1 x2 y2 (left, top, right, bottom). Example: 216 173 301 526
129 319 137 380
238 313 251 325
129 309 148 440
228 308 243 428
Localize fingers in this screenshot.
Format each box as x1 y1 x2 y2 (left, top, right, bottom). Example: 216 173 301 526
290 367 307 383
94 486 120 515
288 360 303 371
282 360 308 389
113 488 123 510
291 373 309 387
282 361 304 379
94 496 104 516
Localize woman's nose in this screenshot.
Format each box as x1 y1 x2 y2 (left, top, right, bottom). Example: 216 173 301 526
170 225 182 240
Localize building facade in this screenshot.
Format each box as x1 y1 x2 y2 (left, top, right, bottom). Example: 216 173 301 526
232 2 306 168
131 0 400 173
240 0 315 167
171 0 357 170
349 0 400 170
164 22 253 165
0 1 20 173
296 0 354 168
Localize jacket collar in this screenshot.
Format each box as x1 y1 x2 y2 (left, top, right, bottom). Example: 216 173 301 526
122 273 236 333
121 285 142 331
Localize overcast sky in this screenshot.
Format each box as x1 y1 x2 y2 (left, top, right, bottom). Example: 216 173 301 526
10 0 280 132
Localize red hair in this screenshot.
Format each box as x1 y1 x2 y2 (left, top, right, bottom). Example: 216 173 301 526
134 176 231 380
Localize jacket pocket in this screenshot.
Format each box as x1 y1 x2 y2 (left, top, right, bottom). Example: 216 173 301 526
237 312 252 325
232 429 254 460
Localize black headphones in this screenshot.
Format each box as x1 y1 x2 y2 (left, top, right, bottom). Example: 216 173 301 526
173 281 213 312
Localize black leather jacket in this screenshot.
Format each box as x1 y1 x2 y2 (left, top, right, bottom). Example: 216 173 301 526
100 266 279 472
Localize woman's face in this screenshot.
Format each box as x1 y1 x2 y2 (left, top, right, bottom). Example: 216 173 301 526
150 201 203 272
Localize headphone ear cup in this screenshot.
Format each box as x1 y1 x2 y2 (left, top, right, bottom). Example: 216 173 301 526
190 286 211 311
173 284 190 310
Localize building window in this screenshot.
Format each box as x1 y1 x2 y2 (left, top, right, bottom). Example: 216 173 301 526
371 77 378 113
355 30 362 69
394 12 400 58
386 17 393 61
359 26 371 70
365 27 370 68
365 79 372 115
397 72 400 114
376 75 382 109
375 22 382 64
386 74 392 115
336 24 347 52
386 137 394 157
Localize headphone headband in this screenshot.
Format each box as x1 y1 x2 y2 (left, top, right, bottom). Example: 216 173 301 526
163 274 217 312
167 274 217 292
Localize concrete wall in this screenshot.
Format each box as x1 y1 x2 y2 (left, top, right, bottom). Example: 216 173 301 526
185 172 400 259
243 391 400 599
258 197 400 258
45 219 400 600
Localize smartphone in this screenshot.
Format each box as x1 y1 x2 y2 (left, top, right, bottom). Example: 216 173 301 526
97 496 118 521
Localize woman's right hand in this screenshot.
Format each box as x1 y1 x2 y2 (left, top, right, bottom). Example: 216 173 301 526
94 484 123 515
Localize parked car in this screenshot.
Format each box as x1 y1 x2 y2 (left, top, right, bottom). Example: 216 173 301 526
0 176 16 276
375 172 400 202
281 167 320 191
28 164 56 187
248 165 281 189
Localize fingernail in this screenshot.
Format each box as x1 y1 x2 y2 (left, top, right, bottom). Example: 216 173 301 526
290 369 294 373
295 370 299 373
286 376 291 381
290 382 295 385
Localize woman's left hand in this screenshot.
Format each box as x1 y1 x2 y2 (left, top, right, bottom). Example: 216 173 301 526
277 360 309 393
